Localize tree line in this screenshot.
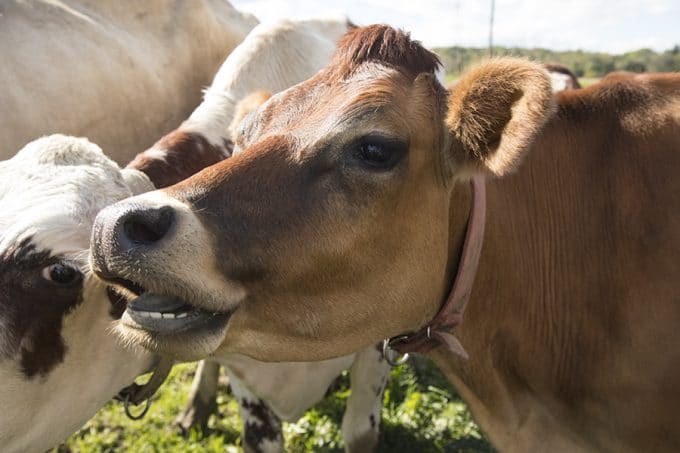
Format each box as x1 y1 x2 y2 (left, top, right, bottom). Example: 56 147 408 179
435 44 680 78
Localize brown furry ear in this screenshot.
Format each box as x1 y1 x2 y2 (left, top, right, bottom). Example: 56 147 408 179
229 90 272 140
445 58 554 177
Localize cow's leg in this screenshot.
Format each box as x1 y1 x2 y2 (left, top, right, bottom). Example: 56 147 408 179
174 360 220 432
341 344 391 453
228 373 284 453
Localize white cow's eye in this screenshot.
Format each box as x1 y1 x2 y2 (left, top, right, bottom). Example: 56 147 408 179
41 262 82 286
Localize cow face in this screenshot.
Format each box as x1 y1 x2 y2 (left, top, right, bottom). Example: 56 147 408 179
90 26 554 362
0 135 153 451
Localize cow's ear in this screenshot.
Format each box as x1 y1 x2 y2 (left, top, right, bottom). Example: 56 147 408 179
121 168 155 194
445 58 554 177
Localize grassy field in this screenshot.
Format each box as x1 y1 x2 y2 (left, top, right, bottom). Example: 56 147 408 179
55 356 493 452
578 77 601 87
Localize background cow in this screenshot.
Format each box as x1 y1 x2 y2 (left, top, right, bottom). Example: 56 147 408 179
91 25 680 452
544 62 582 90
0 0 257 163
0 135 156 452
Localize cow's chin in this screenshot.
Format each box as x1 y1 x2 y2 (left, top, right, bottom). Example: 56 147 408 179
115 294 232 360
104 278 239 360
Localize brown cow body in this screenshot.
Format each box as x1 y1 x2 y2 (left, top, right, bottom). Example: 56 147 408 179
435 75 680 451
91 26 680 452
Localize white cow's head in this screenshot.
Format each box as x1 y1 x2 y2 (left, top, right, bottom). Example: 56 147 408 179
0 135 154 452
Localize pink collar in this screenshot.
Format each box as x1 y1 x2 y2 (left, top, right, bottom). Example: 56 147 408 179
383 176 486 362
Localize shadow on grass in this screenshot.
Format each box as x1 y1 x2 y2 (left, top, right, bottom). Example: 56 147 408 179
382 421 494 453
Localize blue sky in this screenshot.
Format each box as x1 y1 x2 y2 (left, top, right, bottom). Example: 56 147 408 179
230 0 679 53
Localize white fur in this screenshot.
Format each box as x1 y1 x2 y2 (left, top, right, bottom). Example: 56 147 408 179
182 17 349 146
223 347 389 451
225 354 355 421
549 72 571 92
0 0 258 164
0 136 154 452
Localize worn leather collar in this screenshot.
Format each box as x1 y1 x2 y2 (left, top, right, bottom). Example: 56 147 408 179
385 175 486 360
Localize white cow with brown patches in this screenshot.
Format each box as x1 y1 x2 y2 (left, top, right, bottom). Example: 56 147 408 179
0 135 156 452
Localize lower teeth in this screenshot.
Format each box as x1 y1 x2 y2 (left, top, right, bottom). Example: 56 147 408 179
135 311 191 319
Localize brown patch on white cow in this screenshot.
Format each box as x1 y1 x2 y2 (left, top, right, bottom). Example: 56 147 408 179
0 238 84 377
127 131 232 189
240 397 283 453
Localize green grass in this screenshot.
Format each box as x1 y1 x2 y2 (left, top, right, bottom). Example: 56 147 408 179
55 356 492 452
578 77 601 87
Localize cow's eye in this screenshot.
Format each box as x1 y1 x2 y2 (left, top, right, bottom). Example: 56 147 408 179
42 262 82 286
358 142 390 164
352 135 406 170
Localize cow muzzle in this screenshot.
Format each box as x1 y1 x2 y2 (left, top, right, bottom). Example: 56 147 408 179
91 203 175 263
89 192 241 358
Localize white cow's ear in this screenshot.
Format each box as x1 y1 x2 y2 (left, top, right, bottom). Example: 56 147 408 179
445 58 555 177
121 168 155 194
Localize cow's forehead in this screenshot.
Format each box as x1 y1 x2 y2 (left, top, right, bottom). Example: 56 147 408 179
238 64 414 150
0 135 132 257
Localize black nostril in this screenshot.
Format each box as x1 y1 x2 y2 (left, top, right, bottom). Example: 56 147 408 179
122 206 175 246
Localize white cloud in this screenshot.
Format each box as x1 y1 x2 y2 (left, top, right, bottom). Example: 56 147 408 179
230 0 679 53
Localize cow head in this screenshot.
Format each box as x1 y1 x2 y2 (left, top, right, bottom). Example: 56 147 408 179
90 25 554 362
0 135 154 451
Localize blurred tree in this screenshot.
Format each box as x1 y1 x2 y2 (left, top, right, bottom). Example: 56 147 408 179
434 45 680 79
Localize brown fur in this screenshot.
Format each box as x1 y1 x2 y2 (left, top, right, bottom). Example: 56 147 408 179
0 238 83 377
447 58 555 176
434 72 680 452
126 131 231 189
229 90 272 143
326 24 441 80
91 25 680 451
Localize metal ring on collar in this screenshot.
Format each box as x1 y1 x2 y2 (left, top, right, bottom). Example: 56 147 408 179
123 392 152 420
381 338 410 367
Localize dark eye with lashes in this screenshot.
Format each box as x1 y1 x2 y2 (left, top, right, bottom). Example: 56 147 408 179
41 261 83 286
351 135 407 170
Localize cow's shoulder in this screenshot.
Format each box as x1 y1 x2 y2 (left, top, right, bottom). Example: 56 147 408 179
554 72 680 125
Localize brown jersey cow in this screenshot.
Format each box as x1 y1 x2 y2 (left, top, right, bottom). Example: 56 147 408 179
91 25 680 452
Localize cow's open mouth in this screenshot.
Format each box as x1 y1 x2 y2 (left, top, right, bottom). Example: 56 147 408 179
109 277 232 335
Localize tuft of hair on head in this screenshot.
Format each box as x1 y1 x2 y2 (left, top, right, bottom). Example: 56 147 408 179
327 24 441 79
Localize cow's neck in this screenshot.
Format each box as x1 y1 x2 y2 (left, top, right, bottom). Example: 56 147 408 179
445 180 474 294
434 124 617 451
438 173 549 449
